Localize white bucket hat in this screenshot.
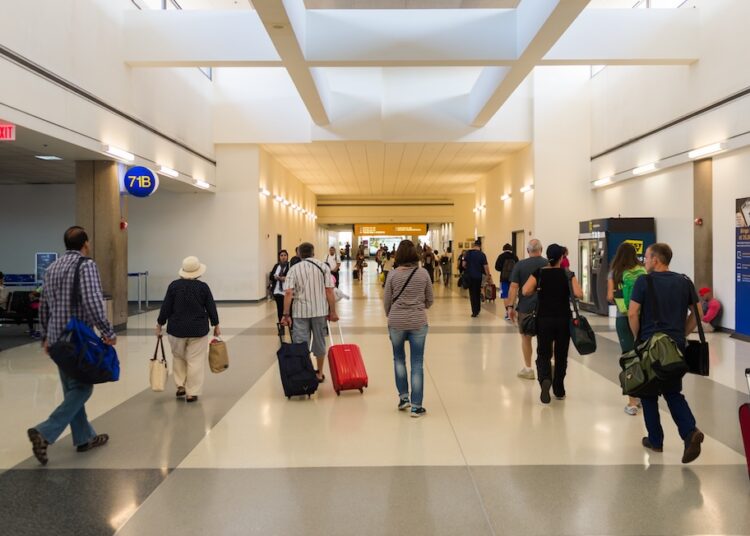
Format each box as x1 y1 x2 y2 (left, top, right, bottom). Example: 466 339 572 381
179 256 206 279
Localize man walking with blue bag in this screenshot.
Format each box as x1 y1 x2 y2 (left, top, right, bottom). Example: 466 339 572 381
27 226 116 465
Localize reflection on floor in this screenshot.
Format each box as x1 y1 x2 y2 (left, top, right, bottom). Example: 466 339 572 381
1 264 749 535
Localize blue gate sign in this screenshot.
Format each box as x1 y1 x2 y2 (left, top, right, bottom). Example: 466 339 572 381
123 166 159 197
736 197 750 337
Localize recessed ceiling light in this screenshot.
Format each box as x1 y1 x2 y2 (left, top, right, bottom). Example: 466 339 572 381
158 165 179 178
688 142 725 160
259 188 271 197
194 180 210 189
593 177 612 187
103 144 134 162
520 184 534 193
35 155 63 161
632 163 656 175
501 193 511 201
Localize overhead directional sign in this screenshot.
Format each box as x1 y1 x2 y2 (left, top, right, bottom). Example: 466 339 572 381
355 224 427 236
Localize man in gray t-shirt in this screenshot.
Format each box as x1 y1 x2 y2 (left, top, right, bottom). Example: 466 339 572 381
504 239 549 380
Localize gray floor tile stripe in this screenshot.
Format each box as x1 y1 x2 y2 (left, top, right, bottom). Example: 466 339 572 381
115 465 750 536
14 314 281 470
471 464 750 536
0 469 165 536
116 467 495 536
572 333 749 456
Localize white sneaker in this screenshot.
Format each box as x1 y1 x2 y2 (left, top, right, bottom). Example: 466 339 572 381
517 368 536 380
624 405 638 416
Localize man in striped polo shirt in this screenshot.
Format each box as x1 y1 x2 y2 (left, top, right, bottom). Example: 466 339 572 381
280 242 339 382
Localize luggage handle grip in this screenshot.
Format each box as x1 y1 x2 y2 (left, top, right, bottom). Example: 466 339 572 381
327 320 344 345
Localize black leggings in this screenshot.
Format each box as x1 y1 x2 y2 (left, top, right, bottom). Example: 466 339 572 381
274 295 285 322
536 316 571 397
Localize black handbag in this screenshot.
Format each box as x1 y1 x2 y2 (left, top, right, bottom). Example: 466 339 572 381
684 279 710 376
519 273 541 337
568 276 597 355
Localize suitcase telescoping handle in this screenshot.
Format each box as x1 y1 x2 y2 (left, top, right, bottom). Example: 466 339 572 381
327 321 345 345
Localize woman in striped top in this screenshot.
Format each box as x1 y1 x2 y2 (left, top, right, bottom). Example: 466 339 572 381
383 240 434 418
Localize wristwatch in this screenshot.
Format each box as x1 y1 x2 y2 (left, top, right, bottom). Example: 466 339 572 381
282 313 291 318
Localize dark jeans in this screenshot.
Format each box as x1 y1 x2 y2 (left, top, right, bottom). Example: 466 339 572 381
468 277 482 315
536 316 570 396
641 388 697 448
332 271 340 288
425 266 434 283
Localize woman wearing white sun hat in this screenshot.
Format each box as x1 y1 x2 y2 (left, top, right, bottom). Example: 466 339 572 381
156 256 220 402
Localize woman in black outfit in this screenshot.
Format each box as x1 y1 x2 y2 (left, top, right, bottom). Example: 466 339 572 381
269 250 290 324
522 243 583 404
156 256 220 403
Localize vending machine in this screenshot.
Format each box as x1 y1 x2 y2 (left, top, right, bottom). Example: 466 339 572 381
578 218 656 315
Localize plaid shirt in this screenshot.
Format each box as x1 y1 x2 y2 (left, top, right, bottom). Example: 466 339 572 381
40 250 115 344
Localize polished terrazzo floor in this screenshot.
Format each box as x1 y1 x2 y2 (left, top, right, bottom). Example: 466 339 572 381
1 265 749 535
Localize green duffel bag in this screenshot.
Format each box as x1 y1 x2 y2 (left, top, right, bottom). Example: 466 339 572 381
646 332 688 381
618 345 660 397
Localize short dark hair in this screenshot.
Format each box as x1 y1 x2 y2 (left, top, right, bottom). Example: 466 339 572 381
64 226 88 251
502 243 512 251
395 240 419 266
298 242 315 259
648 243 673 265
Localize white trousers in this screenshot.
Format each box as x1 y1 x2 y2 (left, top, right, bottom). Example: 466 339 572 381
168 334 209 396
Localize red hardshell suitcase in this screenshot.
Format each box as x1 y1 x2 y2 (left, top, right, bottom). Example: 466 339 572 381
484 284 497 302
327 323 368 396
740 368 750 480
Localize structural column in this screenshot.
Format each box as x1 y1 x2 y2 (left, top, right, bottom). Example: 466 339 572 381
693 159 713 288
76 161 128 331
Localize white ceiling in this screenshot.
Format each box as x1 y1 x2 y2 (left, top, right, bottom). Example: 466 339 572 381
303 0 520 8
263 141 526 196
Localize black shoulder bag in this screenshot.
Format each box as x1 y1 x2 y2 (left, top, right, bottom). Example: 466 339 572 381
519 269 541 337
392 267 419 304
567 272 597 355
683 276 709 376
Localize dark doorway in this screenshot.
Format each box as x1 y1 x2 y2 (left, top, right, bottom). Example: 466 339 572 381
277 234 282 254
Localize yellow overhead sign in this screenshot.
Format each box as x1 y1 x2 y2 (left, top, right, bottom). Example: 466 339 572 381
623 239 644 255
355 224 428 236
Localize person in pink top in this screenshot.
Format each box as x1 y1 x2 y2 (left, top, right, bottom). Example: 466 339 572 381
560 247 571 270
698 287 722 332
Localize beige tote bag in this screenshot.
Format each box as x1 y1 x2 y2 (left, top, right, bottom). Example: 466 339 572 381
209 337 229 373
149 336 169 392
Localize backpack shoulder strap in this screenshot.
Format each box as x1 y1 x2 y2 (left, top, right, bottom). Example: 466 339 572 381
70 256 88 308
644 273 664 327
682 274 706 343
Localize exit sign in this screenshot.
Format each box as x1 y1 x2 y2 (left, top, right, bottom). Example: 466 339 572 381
0 122 15 141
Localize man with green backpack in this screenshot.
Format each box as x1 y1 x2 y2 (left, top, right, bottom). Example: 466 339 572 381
627 243 704 464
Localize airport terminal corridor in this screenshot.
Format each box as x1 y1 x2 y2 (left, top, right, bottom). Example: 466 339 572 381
1 267 748 536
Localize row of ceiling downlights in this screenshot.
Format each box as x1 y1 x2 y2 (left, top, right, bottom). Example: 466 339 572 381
103 144 212 189
259 187 318 220
474 184 534 213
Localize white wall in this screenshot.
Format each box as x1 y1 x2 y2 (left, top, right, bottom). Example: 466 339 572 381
474 145 535 272
127 145 260 301
532 67 592 277
592 165 695 277
0 0 216 187
712 146 750 330
0 185 75 275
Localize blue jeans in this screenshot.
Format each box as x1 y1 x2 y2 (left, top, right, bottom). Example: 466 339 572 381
641 388 697 449
35 368 96 446
389 325 428 408
500 281 510 299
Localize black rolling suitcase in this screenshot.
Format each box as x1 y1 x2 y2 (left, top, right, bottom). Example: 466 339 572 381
277 324 319 399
